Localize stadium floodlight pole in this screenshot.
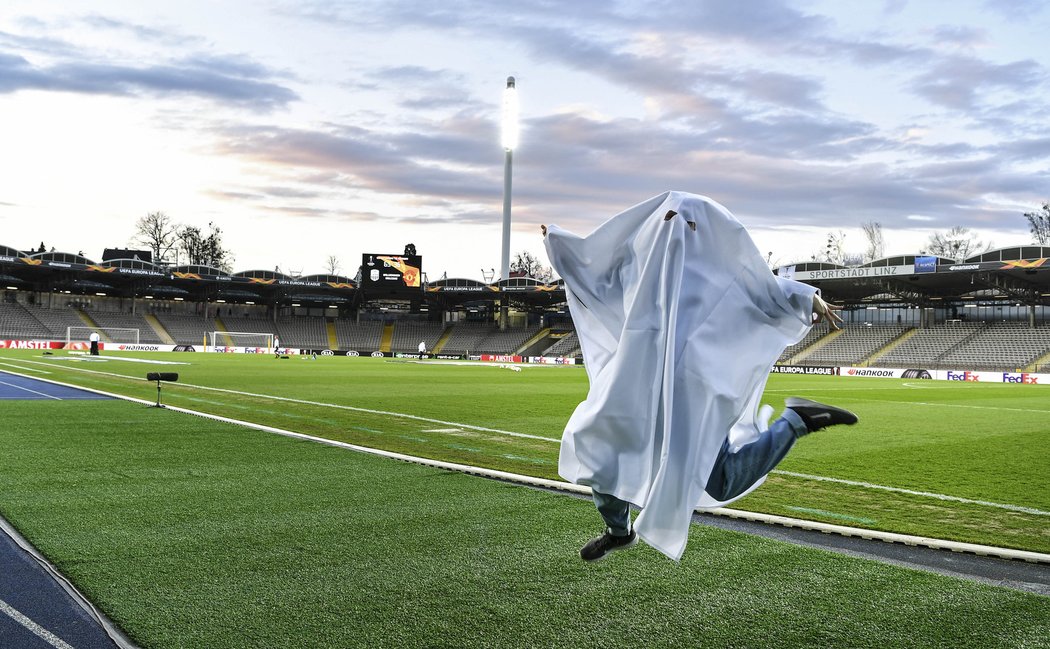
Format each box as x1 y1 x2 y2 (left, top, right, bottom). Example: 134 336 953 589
500 76 519 330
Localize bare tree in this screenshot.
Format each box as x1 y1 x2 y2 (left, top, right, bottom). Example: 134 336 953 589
1024 202 1050 245
861 221 884 262
133 211 179 263
823 231 847 265
510 250 553 282
921 226 992 260
178 222 234 272
324 255 341 275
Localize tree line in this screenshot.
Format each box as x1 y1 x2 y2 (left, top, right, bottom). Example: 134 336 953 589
133 212 234 273
808 202 1049 266
134 201 1049 278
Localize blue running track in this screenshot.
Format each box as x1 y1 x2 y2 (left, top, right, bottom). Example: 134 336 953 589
0 372 113 400
1 371 125 646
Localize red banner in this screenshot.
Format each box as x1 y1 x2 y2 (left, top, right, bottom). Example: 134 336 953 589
0 340 91 350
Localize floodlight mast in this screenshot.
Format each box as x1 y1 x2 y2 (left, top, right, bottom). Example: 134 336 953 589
500 76 518 330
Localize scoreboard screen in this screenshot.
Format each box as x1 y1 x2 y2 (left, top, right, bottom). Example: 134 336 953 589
361 254 422 290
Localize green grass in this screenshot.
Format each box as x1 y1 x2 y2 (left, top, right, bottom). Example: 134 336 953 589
2 349 1047 553
1 399 1047 648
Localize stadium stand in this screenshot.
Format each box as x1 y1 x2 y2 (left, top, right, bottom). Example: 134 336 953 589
777 327 828 363
543 331 581 357
477 325 542 354
794 324 908 366
936 322 1050 371
439 323 542 355
153 314 216 346
334 320 384 351
0 302 53 340
275 316 329 349
438 322 490 355
871 322 985 368
6 299 1050 370
390 322 445 353
22 305 92 339
87 311 164 344
217 317 279 341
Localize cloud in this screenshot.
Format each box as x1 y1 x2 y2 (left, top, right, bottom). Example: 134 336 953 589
0 51 298 109
982 0 1048 19
78 14 204 47
0 14 297 111
910 55 1044 110
359 65 475 111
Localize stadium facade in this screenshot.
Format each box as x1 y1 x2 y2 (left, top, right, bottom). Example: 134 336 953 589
2 243 1049 372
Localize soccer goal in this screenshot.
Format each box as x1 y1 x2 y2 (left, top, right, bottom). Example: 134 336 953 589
67 326 140 346
209 331 275 350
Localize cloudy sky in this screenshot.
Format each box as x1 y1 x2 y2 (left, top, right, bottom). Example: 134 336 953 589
1 0 1047 280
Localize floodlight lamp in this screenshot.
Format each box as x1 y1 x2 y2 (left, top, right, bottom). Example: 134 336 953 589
501 76 519 150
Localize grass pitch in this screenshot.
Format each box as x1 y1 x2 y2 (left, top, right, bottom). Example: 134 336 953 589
0 350 1048 647
1 399 1047 648
2 349 1046 553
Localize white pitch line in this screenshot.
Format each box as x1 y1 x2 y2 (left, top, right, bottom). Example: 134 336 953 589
0 597 75 649
0 362 50 373
773 471 1050 516
13 359 1049 516
0 380 62 400
12 359 557 443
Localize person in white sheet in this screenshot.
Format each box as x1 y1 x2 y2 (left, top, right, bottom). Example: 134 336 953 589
274 336 281 358
89 331 100 356
542 192 858 562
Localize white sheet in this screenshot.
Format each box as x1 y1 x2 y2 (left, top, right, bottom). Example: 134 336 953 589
544 191 817 560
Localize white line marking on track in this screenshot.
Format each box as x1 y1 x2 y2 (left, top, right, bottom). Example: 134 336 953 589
0 380 62 400
15 359 1049 515
0 597 75 649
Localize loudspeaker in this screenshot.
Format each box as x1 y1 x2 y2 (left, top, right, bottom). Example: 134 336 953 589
146 372 179 382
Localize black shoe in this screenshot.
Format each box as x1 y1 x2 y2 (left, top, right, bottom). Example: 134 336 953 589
785 397 858 434
580 529 638 562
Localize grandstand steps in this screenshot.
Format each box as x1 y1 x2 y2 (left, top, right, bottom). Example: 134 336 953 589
145 314 176 344
931 322 991 365
380 323 394 352
1025 348 1050 372
432 327 454 353
788 328 842 364
75 309 104 340
864 327 917 367
214 317 231 346
326 319 338 350
518 328 553 357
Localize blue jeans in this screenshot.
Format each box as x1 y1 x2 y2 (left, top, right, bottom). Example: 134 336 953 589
591 409 807 535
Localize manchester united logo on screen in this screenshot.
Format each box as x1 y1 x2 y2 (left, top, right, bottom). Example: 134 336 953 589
362 254 422 290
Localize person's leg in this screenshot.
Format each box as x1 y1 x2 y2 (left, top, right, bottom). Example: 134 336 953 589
706 410 805 502
591 490 632 536
707 399 858 502
581 490 638 561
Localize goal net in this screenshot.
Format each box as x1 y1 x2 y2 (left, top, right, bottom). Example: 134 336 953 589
209 331 276 350
67 326 140 346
